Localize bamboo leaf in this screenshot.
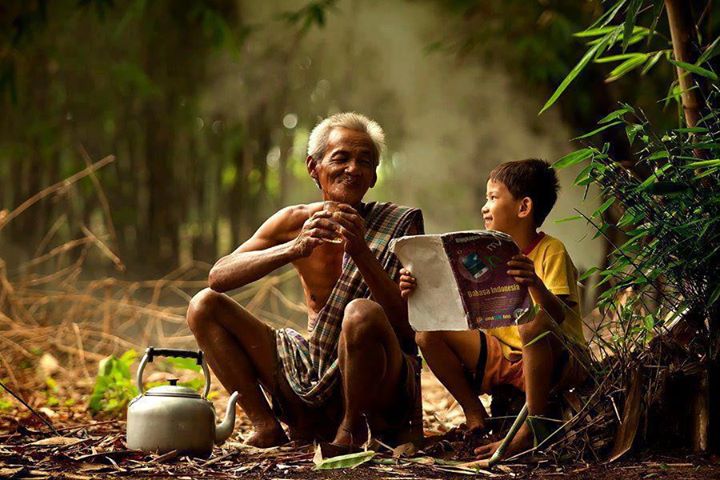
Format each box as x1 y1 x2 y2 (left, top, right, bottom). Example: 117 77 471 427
646 150 669 161
554 148 594 169
685 159 720 168
574 26 617 38
593 197 615 217
524 330 552 347
598 107 632 124
646 0 664 44
645 181 690 195
606 53 648 82
540 32 614 115
573 121 623 140
595 53 643 64
697 36 720 66
638 164 671 189
555 215 583 223
709 284 720 307
574 163 595 185
313 449 375 470
623 0 643 52
668 59 719 82
675 127 708 133
626 124 643 145
641 51 664 75
587 0 628 30
579 266 599 282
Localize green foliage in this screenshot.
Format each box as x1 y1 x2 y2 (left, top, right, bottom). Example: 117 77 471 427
313 450 376 470
541 0 718 114
88 349 138 416
162 356 202 373
0 383 12 411
556 87 720 341
548 0 719 356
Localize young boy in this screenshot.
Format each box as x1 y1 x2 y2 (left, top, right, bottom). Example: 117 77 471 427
400 159 587 459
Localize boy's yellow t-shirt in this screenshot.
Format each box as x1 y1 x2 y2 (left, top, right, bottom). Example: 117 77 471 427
486 233 586 359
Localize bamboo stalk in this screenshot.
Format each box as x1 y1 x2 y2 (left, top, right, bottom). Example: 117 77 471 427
664 0 702 129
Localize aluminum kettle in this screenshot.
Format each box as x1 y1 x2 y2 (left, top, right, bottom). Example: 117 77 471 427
126 347 239 456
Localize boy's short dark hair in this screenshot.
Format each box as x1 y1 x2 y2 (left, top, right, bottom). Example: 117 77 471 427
489 158 560 227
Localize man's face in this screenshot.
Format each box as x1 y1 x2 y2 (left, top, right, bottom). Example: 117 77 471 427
308 127 378 206
482 179 523 234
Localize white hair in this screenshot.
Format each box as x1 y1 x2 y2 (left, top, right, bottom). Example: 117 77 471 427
307 112 385 164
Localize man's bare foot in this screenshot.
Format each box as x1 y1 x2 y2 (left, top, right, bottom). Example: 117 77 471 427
331 420 367 448
473 423 533 460
245 423 289 448
287 426 314 445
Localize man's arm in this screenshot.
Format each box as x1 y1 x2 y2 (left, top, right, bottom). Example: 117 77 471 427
334 207 416 349
208 206 336 292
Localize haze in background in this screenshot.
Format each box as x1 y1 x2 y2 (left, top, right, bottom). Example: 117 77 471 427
202 0 602 270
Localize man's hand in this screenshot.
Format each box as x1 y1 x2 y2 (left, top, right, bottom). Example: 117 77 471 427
329 204 371 258
291 210 340 258
506 254 542 288
398 268 417 299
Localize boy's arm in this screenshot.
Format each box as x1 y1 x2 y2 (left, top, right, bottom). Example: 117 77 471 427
507 254 566 324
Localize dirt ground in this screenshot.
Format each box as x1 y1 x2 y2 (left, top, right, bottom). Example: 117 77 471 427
3 369 720 479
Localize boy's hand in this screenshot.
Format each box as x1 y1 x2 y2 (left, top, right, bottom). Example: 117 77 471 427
507 254 542 288
399 268 417 299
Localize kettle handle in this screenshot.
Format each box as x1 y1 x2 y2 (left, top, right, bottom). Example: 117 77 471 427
136 346 212 398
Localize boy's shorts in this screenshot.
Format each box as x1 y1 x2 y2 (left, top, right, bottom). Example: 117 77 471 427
469 331 587 395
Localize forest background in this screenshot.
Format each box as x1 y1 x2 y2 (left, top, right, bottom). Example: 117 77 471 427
2 0 719 473
1 0 623 300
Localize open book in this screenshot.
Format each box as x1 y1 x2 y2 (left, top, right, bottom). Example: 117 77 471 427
391 230 534 331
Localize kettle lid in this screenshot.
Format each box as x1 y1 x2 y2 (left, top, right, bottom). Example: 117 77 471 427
145 378 202 398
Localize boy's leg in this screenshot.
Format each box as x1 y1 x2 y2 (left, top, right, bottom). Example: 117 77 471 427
415 330 488 431
475 311 565 459
519 311 564 429
187 288 289 447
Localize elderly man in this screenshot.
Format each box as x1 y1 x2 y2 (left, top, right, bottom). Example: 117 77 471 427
187 112 424 451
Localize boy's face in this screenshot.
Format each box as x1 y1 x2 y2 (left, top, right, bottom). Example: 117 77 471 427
482 179 524 233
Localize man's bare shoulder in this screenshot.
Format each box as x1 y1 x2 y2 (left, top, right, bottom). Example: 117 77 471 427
257 202 325 242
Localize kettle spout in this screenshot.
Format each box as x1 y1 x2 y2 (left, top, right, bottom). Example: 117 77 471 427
215 391 239 444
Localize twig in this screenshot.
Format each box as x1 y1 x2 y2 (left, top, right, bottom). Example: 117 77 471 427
0 155 115 232
0 379 61 436
81 225 125 272
78 144 119 246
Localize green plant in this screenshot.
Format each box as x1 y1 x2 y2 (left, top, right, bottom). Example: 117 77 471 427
0 386 12 411
45 376 60 407
88 349 138 416
544 0 719 455
557 93 720 365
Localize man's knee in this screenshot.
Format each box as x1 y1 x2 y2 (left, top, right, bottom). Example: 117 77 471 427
187 288 224 334
341 299 386 343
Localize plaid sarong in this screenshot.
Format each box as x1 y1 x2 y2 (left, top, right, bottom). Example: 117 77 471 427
275 201 424 407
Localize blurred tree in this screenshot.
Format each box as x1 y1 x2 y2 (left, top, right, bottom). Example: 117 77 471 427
0 0 336 272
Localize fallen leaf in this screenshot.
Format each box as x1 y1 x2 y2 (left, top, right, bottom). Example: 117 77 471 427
38 408 57 419
313 445 375 470
0 466 26 478
29 436 84 447
392 441 417 458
